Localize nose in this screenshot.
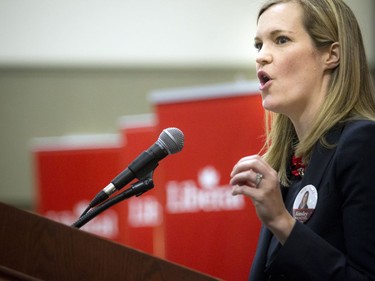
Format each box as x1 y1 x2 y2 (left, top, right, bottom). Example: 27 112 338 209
256 47 272 66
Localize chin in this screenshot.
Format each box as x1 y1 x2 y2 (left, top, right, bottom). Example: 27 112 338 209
262 99 279 113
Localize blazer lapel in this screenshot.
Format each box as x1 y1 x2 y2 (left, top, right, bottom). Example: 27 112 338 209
300 124 344 188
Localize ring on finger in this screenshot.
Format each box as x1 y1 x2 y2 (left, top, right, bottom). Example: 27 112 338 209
255 173 263 187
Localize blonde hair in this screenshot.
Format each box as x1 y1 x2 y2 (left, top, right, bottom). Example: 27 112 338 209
258 0 375 186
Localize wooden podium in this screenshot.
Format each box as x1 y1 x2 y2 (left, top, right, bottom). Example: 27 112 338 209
0 202 221 281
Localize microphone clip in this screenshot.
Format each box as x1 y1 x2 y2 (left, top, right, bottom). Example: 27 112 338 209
132 173 155 197
72 172 155 229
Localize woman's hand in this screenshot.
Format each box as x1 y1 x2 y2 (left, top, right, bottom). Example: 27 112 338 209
230 155 295 244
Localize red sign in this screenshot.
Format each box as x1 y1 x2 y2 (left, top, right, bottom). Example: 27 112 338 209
33 134 124 241
150 81 264 281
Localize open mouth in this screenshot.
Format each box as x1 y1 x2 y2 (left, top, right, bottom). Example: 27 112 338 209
257 71 272 90
258 71 271 85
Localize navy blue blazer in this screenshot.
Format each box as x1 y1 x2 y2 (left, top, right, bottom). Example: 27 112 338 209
249 120 375 281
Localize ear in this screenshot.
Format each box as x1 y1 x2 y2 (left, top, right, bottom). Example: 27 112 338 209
324 42 340 70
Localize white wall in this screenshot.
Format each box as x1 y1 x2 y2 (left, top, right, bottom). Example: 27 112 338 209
0 0 373 68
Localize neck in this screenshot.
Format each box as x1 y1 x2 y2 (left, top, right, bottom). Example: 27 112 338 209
292 119 311 141
290 72 331 141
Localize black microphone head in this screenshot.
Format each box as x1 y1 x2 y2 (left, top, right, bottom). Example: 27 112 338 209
158 127 184 154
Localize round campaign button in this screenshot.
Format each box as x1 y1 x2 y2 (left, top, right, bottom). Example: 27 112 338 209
292 185 318 223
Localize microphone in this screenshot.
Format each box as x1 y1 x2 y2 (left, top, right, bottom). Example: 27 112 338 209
89 127 184 208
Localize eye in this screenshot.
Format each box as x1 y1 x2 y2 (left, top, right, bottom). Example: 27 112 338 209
275 36 290 45
254 41 263 51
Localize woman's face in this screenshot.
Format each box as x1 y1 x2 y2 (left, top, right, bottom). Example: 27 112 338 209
255 2 327 122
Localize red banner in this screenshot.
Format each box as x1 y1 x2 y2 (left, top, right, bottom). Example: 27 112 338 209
149 81 264 280
33 134 124 241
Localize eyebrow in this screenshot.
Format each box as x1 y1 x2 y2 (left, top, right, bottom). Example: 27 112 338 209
254 29 294 41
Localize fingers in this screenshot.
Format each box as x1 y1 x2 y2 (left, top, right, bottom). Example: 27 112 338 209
230 168 257 188
231 155 268 176
230 154 294 242
230 154 279 198
230 155 268 188
232 183 258 197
